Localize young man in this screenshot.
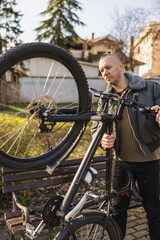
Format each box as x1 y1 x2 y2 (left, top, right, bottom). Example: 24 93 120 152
91 53 160 239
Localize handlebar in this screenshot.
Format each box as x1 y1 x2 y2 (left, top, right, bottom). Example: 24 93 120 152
90 88 156 117
41 88 157 125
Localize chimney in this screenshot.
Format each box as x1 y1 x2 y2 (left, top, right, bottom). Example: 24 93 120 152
91 33 95 41
129 36 134 58
129 36 134 71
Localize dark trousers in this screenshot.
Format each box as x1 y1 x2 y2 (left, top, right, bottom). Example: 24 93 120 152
112 160 160 240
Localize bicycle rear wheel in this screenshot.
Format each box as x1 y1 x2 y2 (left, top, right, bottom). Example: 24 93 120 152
54 211 122 240
0 42 89 169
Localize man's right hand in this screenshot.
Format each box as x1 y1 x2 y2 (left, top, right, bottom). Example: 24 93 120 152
100 132 116 150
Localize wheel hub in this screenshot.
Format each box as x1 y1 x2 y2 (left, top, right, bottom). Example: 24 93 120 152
26 96 57 130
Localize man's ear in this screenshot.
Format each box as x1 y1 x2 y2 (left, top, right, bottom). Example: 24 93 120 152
119 62 124 71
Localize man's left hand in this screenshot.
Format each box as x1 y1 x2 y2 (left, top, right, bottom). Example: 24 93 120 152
151 105 160 125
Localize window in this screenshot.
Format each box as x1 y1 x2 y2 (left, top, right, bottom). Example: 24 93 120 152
97 51 105 55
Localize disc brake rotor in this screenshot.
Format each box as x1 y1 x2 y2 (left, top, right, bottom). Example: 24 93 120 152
26 96 57 130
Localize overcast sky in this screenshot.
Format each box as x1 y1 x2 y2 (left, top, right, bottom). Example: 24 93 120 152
15 0 157 43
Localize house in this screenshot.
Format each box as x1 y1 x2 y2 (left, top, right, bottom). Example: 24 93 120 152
70 33 143 72
70 33 125 64
131 21 160 78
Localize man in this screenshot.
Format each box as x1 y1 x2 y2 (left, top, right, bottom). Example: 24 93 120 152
91 52 160 239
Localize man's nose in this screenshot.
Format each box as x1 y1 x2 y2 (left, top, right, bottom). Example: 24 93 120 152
103 69 109 75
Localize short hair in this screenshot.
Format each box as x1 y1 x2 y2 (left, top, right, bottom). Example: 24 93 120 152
100 51 121 63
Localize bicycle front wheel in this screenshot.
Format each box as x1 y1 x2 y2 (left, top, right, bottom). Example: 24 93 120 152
0 42 89 169
54 211 122 240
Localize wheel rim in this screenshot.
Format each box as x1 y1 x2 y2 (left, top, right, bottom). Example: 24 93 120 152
0 52 85 161
70 222 110 239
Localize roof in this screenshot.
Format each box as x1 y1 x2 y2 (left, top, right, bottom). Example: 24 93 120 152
90 34 123 44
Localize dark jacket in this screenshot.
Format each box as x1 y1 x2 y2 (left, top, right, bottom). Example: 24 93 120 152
91 72 160 157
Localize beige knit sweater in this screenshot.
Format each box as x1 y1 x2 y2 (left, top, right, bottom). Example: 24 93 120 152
117 107 160 162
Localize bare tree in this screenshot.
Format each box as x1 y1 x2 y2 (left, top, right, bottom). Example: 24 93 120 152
110 7 150 54
110 2 160 71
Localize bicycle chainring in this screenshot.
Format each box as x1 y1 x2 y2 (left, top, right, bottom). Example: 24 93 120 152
42 195 64 228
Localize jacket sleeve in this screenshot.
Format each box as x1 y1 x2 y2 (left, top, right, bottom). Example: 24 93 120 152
153 81 160 106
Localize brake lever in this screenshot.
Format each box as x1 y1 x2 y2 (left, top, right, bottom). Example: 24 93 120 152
90 87 103 98
90 88 121 101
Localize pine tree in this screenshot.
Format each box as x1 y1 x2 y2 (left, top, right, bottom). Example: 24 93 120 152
35 0 85 49
0 0 23 53
0 0 23 108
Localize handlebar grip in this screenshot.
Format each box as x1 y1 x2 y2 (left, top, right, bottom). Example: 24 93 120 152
142 107 157 116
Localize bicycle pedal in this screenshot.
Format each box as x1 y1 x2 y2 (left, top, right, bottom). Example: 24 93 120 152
26 223 36 239
87 191 100 199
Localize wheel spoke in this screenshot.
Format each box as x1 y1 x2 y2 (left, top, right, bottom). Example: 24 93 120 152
0 125 24 143
73 222 110 240
41 60 55 96
0 78 21 96
53 70 68 98
6 122 28 154
0 112 26 128
23 130 38 158
45 63 62 96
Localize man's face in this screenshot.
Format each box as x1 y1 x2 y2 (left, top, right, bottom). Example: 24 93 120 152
99 56 123 86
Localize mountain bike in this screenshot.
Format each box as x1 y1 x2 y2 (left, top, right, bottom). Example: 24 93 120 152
0 42 157 239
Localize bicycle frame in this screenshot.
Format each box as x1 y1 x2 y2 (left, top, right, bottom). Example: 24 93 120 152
41 92 146 216
25 92 152 239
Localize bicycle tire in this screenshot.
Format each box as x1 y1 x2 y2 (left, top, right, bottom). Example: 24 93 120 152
0 42 89 169
54 210 122 240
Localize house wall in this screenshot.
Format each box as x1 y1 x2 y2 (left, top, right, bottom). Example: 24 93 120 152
89 42 118 57
133 22 160 77
133 33 153 77
70 49 89 60
90 42 109 55
151 31 160 75
70 49 83 59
